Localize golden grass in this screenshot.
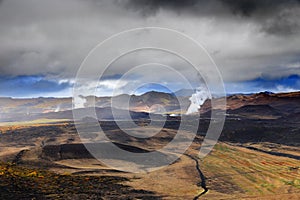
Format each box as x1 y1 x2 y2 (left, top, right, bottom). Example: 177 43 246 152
201 143 300 199
0 118 70 127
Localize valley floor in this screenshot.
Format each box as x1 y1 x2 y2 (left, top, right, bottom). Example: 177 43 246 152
0 121 299 199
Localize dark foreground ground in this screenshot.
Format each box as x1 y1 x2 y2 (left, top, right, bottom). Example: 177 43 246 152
0 162 160 200
0 117 299 199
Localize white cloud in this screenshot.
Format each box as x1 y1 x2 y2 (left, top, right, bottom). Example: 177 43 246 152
0 0 299 96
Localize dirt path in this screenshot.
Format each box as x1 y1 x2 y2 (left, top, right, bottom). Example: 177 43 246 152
184 153 208 199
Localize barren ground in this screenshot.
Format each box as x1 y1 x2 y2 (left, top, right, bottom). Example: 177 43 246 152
0 120 299 199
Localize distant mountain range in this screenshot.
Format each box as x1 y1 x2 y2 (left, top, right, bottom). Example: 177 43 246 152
1 90 300 122
0 91 190 122
0 91 190 114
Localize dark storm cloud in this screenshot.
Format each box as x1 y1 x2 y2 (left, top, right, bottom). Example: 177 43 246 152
123 0 199 15
124 0 299 16
124 0 300 36
122 0 222 16
0 0 300 96
221 0 286 16
223 0 300 36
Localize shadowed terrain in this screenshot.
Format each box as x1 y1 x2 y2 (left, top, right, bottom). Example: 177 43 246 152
0 91 299 199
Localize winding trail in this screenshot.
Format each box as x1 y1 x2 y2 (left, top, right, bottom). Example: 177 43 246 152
184 153 208 199
12 149 29 165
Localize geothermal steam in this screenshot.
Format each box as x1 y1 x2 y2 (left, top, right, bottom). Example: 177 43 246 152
186 86 210 114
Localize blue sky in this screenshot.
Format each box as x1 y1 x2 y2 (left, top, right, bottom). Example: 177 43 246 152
225 74 300 94
0 75 71 97
0 74 299 98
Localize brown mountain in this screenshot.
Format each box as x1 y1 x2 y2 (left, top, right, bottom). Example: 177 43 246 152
200 91 300 117
1 91 300 122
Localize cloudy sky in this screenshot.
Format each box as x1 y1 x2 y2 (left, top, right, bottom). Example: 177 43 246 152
0 0 300 97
